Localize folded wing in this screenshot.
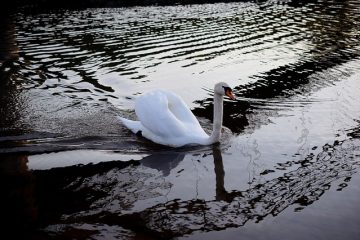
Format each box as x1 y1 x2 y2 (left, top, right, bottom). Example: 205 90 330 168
135 90 207 139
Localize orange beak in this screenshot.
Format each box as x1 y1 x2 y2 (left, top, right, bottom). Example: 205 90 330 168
225 90 236 100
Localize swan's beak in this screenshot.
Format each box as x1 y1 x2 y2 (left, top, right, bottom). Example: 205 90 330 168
225 90 236 100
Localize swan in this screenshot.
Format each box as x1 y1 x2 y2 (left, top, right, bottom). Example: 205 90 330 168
118 82 236 147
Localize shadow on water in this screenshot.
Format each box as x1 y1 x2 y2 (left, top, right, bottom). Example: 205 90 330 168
1 131 359 238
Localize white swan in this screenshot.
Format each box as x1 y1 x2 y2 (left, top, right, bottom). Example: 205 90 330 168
118 82 235 147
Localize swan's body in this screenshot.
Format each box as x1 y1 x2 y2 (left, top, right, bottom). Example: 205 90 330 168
119 82 235 147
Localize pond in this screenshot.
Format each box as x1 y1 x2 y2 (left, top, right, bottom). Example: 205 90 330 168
1 1 360 239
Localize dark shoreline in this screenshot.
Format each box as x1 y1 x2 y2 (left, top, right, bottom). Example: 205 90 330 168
5 0 317 12
7 0 248 10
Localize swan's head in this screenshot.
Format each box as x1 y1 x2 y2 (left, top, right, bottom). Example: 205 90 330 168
214 82 236 100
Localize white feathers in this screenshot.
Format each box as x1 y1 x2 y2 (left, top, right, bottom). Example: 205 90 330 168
119 82 233 147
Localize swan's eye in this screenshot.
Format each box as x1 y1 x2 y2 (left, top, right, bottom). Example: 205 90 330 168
222 86 232 92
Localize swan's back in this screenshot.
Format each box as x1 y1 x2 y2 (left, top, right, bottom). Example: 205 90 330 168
135 90 208 141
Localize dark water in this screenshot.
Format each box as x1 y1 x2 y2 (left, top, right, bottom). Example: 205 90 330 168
1 0 360 239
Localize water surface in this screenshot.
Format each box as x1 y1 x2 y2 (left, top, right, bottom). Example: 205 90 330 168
1 1 360 239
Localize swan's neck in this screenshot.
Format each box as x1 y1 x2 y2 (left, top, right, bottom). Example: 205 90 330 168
209 93 223 144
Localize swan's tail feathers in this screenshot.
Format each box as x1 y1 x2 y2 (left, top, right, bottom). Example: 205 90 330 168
117 116 142 135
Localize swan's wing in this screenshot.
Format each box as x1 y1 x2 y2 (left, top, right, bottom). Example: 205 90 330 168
162 90 209 136
135 90 206 138
162 90 202 125
135 90 186 138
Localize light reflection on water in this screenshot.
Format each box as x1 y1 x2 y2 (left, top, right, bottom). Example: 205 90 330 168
1 0 360 239
12 0 359 106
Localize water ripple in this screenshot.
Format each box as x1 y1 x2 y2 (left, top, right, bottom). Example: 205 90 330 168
9 1 358 107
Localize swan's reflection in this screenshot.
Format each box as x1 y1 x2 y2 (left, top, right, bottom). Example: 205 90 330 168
2 135 359 239
140 145 227 195
141 152 185 176
212 144 230 202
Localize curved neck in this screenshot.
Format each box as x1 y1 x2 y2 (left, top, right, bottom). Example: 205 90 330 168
209 93 223 144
